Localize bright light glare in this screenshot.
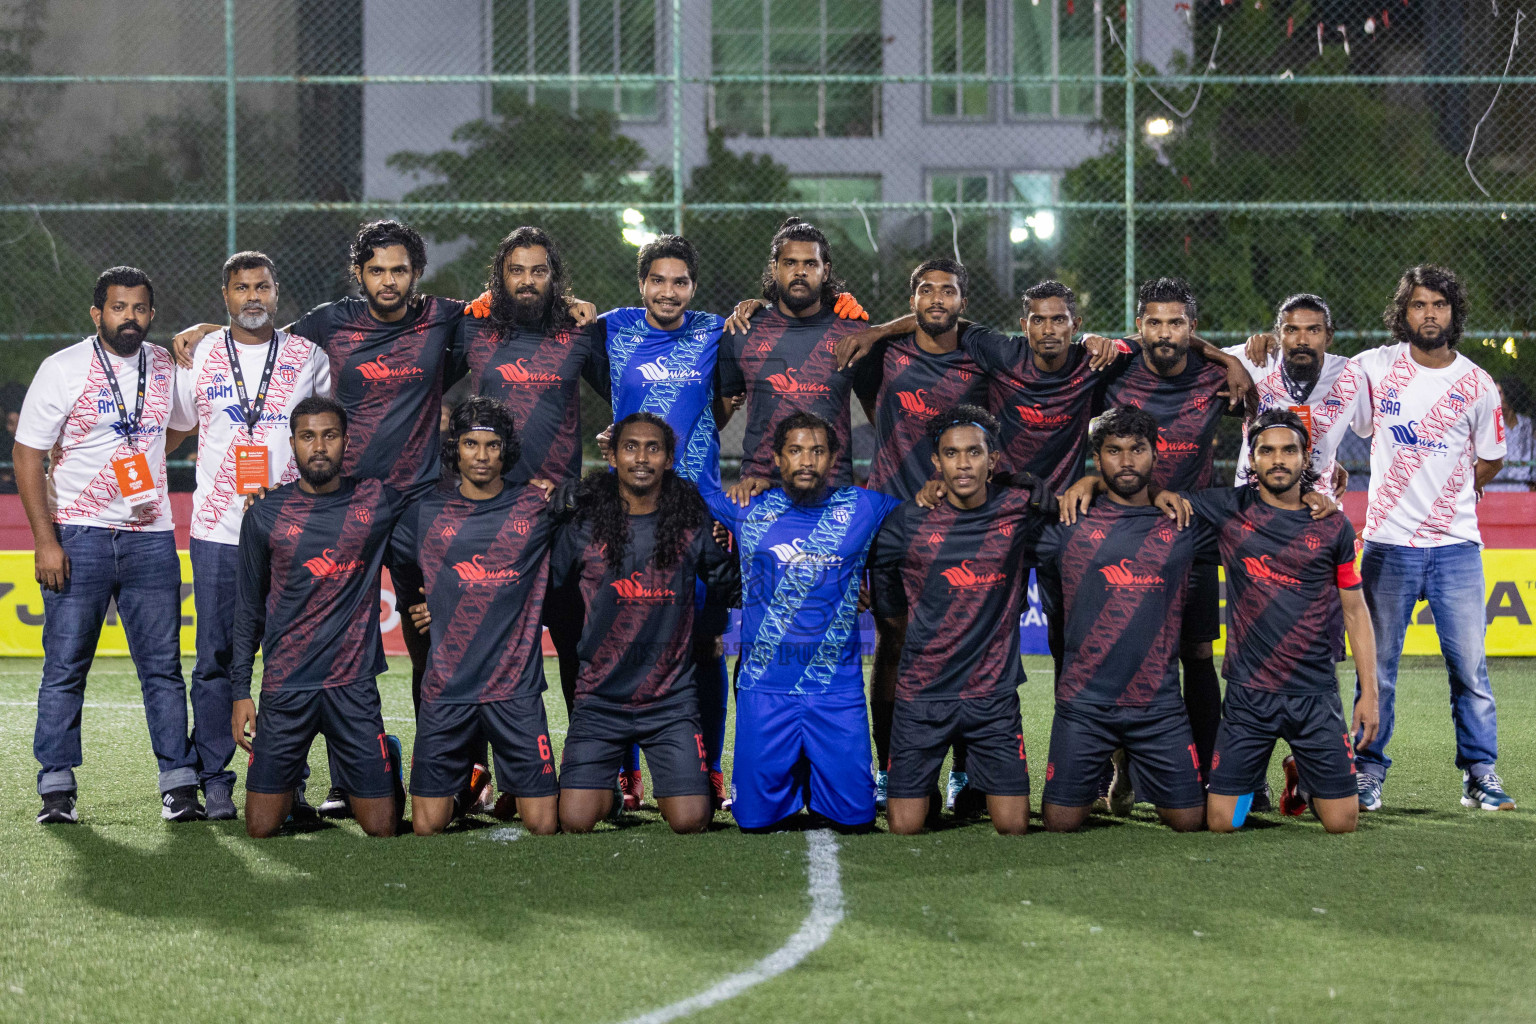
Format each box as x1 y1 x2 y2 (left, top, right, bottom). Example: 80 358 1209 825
1145 117 1174 137
1026 210 1056 241
622 226 658 247
621 208 646 226
1010 226 1030 244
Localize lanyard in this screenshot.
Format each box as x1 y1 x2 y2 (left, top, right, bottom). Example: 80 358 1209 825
225 329 280 437
93 337 146 444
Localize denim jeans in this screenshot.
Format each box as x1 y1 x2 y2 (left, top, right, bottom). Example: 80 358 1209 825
1357 540 1498 779
189 538 238 790
35 526 196 795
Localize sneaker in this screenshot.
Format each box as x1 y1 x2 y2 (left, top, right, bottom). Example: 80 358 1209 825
1109 748 1134 816
874 769 888 811
607 777 627 823
1279 756 1309 817
1250 781 1274 814
204 781 237 821
386 734 407 822
37 791 78 825
457 763 494 817
709 769 730 812
620 768 644 811
1356 772 1382 812
318 786 353 819
1462 770 1516 811
161 785 207 822
1091 761 1113 814
945 771 970 813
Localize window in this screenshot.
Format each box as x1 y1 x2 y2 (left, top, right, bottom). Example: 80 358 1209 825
789 176 882 252
927 172 993 261
1012 0 1099 118
710 1 882 138
1009 171 1059 294
493 0 660 120
930 0 990 119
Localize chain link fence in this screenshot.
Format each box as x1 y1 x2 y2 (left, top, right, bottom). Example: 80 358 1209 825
3 0 1534 485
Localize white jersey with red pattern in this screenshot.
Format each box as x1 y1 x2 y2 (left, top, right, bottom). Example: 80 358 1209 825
174 329 332 545
1355 343 1505 547
1221 346 1372 499
14 337 192 531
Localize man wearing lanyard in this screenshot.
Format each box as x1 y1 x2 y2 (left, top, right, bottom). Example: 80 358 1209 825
14 267 201 824
173 252 331 820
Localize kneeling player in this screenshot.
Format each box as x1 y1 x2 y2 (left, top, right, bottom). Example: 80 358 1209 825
869 406 1053 835
1178 410 1379 833
1035 406 1215 832
552 413 737 833
231 397 407 838
392 397 559 836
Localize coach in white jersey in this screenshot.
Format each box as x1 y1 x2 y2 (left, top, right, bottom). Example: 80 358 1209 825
1352 265 1513 813
13 267 203 825
173 252 331 820
1229 294 1371 500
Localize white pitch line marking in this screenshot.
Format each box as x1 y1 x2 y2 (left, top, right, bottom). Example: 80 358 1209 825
617 829 843 1024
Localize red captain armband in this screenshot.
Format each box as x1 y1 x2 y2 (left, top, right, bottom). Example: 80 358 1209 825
1336 561 1362 589
833 292 868 321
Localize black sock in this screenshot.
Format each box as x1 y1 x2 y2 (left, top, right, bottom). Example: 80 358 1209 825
871 697 895 770
1181 656 1221 783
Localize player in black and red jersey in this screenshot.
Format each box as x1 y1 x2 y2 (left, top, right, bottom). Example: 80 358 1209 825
551 412 738 834
1035 405 1216 833
1173 410 1380 833
868 406 1055 835
231 396 408 838
716 218 870 487
391 396 560 836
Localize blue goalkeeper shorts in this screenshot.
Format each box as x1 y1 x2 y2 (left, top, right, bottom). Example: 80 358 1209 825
730 687 874 829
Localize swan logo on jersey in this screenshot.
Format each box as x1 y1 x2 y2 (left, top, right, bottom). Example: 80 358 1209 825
221 406 288 426
940 559 1007 590
1156 434 1200 454
636 355 702 383
1098 559 1164 588
1241 554 1302 588
611 572 678 603
451 554 521 584
1388 421 1449 452
356 357 424 382
897 390 941 417
764 368 830 395
303 548 364 579
494 359 562 386
1015 404 1072 427
768 537 841 567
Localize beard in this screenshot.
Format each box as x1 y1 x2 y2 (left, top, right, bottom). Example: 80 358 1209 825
100 319 146 355
782 473 828 504
365 282 414 318
511 289 551 327
1257 466 1300 497
1105 467 1151 500
778 281 819 314
1146 341 1187 376
234 305 274 331
298 455 341 488
917 307 960 337
1406 323 1457 351
1283 349 1321 382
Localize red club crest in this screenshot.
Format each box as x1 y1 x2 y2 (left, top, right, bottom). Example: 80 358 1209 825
1305 534 1321 551
513 518 531 536
353 506 371 524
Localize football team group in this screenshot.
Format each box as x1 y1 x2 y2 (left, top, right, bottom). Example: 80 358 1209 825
13 214 1516 839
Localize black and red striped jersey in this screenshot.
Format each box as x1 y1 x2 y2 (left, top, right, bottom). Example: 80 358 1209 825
1035 499 1218 708
1187 486 1360 694
1101 347 1230 493
390 483 555 704
853 333 988 500
868 485 1051 701
453 317 611 484
232 477 406 699
291 296 466 496
550 510 737 708
718 306 864 487
961 326 1129 494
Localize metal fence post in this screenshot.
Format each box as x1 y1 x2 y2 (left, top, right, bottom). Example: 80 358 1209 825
671 0 684 235
225 0 237 256
1123 0 1136 333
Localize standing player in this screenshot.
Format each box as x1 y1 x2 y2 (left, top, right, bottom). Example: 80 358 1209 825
175 251 330 820
553 413 737 834
703 412 900 831
1229 294 1371 498
1351 265 1512 812
16 267 201 824
717 218 870 488
869 406 1054 835
1035 406 1215 833
1176 411 1379 833
390 397 559 836
231 397 407 838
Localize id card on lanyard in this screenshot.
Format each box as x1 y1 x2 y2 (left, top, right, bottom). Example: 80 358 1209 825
227 331 279 493
94 338 157 508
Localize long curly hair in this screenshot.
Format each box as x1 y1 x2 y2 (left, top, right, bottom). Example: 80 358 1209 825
759 217 847 311
574 413 704 571
486 226 576 335
1245 408 1321 494
1383 264 1468 349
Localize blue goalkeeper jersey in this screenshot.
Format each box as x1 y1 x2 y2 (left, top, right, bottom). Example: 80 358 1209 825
703 483 900 696
602 307 724 492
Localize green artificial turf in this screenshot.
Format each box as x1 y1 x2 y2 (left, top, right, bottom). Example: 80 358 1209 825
0 655 1531 1023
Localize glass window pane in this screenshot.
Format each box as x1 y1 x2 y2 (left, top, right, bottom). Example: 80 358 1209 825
824 83 877 136
769 84 820 135
1058 2 1095 116
959 0 989 117
713 83 764 136
1012 0 1051 116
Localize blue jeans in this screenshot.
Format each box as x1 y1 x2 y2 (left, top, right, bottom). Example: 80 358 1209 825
1357 541 1498 779
35 526 196 796
189 538 238 790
